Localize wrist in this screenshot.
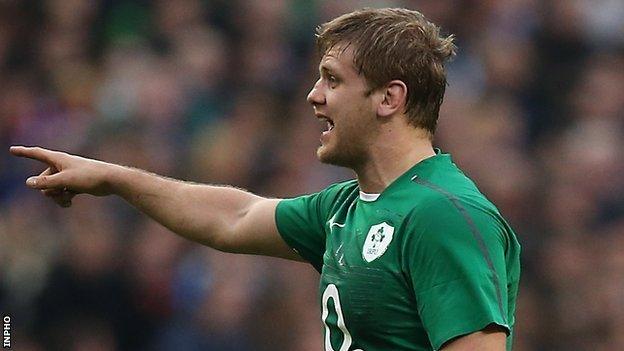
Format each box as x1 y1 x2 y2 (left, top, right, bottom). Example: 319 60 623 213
102 162 129 196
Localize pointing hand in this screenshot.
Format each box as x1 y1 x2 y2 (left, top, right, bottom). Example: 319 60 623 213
10 146 115 207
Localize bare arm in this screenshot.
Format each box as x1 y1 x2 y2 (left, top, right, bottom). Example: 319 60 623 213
440 324 507 351
9 146 300 260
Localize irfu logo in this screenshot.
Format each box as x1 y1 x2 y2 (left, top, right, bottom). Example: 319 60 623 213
362 222 394 262
371 226 386 247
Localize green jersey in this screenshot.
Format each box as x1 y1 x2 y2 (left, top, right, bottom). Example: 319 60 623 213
275 150 521 351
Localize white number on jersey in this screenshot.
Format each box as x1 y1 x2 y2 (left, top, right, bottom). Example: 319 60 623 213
321 284 363 351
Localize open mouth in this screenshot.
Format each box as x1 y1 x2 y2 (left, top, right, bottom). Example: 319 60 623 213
318 116 335 133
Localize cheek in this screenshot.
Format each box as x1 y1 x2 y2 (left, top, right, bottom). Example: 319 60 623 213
327 90 376 127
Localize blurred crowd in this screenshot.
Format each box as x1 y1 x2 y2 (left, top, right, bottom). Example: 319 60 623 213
0 0 623 350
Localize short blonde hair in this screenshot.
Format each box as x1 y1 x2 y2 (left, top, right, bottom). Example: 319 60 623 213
316 8 456 135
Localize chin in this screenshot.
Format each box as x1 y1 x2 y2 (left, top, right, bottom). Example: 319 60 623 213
317 145 358 168
316 145 339 165
316 145 331 163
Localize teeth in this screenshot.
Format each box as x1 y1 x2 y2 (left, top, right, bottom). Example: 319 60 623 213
318 115 334 132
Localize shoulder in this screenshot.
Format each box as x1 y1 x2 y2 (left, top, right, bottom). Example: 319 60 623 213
277 179 358 219
282 179 358 203
311 179 359 209
408 160 503 220
322 179 359 197
401 176 509 247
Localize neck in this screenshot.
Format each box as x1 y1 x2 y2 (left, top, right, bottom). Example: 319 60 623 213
354 126 435 193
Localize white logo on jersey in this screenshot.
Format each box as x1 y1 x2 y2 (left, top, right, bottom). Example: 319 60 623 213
362 222 394 262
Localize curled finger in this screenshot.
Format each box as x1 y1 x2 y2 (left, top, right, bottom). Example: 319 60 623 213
50 193 73 208
39 166 58 177
42 188 63 197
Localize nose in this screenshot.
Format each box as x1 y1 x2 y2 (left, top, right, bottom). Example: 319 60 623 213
307 78 325 106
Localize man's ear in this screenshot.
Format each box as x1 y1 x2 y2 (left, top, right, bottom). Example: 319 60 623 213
377 80 408 118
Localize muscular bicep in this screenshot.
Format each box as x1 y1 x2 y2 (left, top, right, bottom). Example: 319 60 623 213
227 198 303 261
440 324 507 350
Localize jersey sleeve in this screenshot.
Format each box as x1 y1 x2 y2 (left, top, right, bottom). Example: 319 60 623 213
275 182 353 272
401 196 512 350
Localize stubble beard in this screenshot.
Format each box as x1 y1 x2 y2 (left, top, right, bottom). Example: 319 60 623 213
316 124 370 169
316 99 377 169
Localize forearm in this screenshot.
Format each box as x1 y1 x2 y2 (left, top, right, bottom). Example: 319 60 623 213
10 145 293 258
108 165 262 250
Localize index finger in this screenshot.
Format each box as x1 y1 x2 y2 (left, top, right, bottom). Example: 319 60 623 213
9 146 59 165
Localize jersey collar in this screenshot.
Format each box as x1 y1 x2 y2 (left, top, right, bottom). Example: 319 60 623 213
358 148 451 203
359 191 381 202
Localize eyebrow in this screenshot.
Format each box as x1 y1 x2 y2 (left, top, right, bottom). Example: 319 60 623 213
319 64 337 76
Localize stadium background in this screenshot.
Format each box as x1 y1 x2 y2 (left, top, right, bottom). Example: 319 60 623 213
1 0 623 350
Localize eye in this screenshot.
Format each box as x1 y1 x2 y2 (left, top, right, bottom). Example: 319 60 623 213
327 75 338 87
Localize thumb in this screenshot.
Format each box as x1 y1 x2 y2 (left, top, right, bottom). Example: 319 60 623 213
26 173 65 190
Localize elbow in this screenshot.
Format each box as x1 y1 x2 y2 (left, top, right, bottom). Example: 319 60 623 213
202 226 240 254
209 235 236 253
